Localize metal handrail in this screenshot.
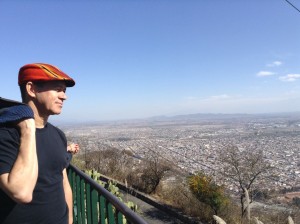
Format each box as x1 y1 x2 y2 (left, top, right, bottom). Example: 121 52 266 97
68 164 148 224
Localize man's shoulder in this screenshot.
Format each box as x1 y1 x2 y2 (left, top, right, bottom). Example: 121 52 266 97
47 122 64 133
47 122 66 140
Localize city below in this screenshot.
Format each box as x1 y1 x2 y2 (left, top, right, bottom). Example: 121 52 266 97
59 112 300 194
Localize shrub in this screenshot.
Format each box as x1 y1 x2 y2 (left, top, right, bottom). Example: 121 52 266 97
188 172 229 215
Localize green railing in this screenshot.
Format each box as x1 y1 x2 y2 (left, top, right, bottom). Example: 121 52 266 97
67 164 148 224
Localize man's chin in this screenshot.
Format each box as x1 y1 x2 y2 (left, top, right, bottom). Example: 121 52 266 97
51 111 62 115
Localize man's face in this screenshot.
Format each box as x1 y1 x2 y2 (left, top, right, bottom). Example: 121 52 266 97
34 81 67 116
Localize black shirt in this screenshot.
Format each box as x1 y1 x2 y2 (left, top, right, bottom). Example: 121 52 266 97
0 123 71 224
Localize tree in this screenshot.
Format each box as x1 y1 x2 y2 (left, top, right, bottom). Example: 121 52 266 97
82 147 134 181
128 150 172 194
188 172 229 215
219 145 272 222
139 152 171 194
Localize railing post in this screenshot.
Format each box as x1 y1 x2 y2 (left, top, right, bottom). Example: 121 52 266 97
91 189 98 223
99 195 106 224
76 174 82 224
86 184 92 224
107 202 115 224
80 179 86 223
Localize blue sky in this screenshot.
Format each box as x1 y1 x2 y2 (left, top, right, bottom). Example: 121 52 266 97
1 0 300 121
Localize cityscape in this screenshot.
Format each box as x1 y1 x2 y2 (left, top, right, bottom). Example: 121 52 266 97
61 112 300 194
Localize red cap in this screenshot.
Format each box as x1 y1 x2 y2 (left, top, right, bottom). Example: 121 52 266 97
18 63 75 87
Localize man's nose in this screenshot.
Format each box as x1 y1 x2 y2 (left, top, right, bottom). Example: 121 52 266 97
60 91 67 100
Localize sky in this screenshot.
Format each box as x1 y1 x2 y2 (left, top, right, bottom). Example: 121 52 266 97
1 0 300 122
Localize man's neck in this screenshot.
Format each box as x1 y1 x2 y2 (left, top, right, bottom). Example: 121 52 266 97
34 116 48 128
27 101 49 128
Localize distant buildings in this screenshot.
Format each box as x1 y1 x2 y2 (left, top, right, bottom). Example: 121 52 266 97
63 113 300 193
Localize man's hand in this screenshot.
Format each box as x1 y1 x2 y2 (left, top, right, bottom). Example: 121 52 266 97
67 143 80 154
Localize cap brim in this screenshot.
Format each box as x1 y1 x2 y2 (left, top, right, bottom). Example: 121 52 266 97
0 97 24 109
65 80 75 87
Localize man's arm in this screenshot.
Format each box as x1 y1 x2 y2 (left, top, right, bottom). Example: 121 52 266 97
0 118 38 203
63 168 73 224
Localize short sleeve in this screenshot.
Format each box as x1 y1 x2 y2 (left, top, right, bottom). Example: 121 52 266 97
66 152 72 167
0 127 19 175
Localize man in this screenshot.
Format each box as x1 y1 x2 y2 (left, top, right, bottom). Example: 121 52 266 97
0 63 76 224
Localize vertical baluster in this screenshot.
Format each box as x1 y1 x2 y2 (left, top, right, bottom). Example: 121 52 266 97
86 183 92 224
107 202 115 224
116 210 124 224
80 179 86 223
99 195 106 224
68 168 77 224
76 175 82 224
91 189 98 223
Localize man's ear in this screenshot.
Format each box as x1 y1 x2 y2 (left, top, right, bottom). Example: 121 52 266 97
26 82 37 98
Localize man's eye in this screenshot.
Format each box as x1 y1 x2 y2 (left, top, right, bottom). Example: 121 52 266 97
56 88 66 93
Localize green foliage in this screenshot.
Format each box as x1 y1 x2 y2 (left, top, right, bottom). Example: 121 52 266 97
107 180 121 197
107 180 138 212
85 169 106 187
85 169 138 212
124 201 138 212
188 172 228 215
